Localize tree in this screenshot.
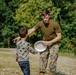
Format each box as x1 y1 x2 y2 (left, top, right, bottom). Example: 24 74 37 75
0 0 19 47
52 0 76 53
14 0 60 43
0 0 76 54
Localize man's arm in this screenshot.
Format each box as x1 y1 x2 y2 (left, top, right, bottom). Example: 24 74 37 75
28 27 36 35
13 27 36 43
49 32 61 45
13 36 20 43
42 32 61 46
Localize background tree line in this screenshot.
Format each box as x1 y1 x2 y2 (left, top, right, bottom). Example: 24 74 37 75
0 0 76 54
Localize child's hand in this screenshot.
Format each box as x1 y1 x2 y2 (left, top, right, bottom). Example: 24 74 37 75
16 57 18 62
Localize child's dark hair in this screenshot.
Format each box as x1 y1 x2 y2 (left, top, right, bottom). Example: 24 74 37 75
19 28 28 38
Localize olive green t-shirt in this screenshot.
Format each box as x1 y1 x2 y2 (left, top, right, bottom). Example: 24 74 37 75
33 20 61 41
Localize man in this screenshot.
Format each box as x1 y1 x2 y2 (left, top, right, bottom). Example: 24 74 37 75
28 10 61 75
14 10 61 75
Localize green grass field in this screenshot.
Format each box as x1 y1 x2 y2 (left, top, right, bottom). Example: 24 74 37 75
0 50 76 75
59 52 76 59
0 50 39 75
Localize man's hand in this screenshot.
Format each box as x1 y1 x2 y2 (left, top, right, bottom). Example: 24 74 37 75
13 37 20 43
42 41 52 46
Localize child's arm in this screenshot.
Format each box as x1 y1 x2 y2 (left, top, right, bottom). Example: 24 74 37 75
15 41 19 62
28 44 38 54
16 53 18 62
16 57 18 62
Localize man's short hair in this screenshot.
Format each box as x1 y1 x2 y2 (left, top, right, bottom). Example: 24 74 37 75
19 28 28 38
42 10 50 16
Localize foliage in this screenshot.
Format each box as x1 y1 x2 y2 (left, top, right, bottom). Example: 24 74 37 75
14 0 60 27
0 0 76 54
14 0 60 43
0 0 20 47
58 0 76 53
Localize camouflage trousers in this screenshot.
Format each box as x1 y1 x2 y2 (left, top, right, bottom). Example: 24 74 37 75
39 43 59 73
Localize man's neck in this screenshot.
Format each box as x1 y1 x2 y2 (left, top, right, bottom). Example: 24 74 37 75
43 20 50 27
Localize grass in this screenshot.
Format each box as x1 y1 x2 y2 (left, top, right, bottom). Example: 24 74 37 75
59 52 76 59
0 50 76 75
0 50 22 75
0 50 39 75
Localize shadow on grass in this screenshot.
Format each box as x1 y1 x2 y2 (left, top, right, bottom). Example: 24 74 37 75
55 72 66 75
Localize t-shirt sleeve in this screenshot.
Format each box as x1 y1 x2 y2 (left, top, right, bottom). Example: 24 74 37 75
54 22 61 33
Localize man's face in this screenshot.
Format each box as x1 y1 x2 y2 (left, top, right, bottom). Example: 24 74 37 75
42 14 50 24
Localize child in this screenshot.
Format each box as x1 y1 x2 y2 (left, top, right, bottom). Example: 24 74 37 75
16 27 37 75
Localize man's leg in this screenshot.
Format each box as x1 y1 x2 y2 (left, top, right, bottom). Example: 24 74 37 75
39 49 49 75
49 44 59 75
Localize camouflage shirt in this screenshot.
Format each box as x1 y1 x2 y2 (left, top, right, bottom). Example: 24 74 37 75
16 40 37 61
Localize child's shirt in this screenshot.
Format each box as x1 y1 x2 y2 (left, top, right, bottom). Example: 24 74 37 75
16 40 37 61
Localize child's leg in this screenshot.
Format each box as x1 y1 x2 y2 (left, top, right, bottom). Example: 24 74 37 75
18 61 30 75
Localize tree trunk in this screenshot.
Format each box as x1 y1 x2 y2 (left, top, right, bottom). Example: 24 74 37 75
8 38 10 48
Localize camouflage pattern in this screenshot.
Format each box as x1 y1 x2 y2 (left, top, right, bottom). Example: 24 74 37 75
39 43 59 73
